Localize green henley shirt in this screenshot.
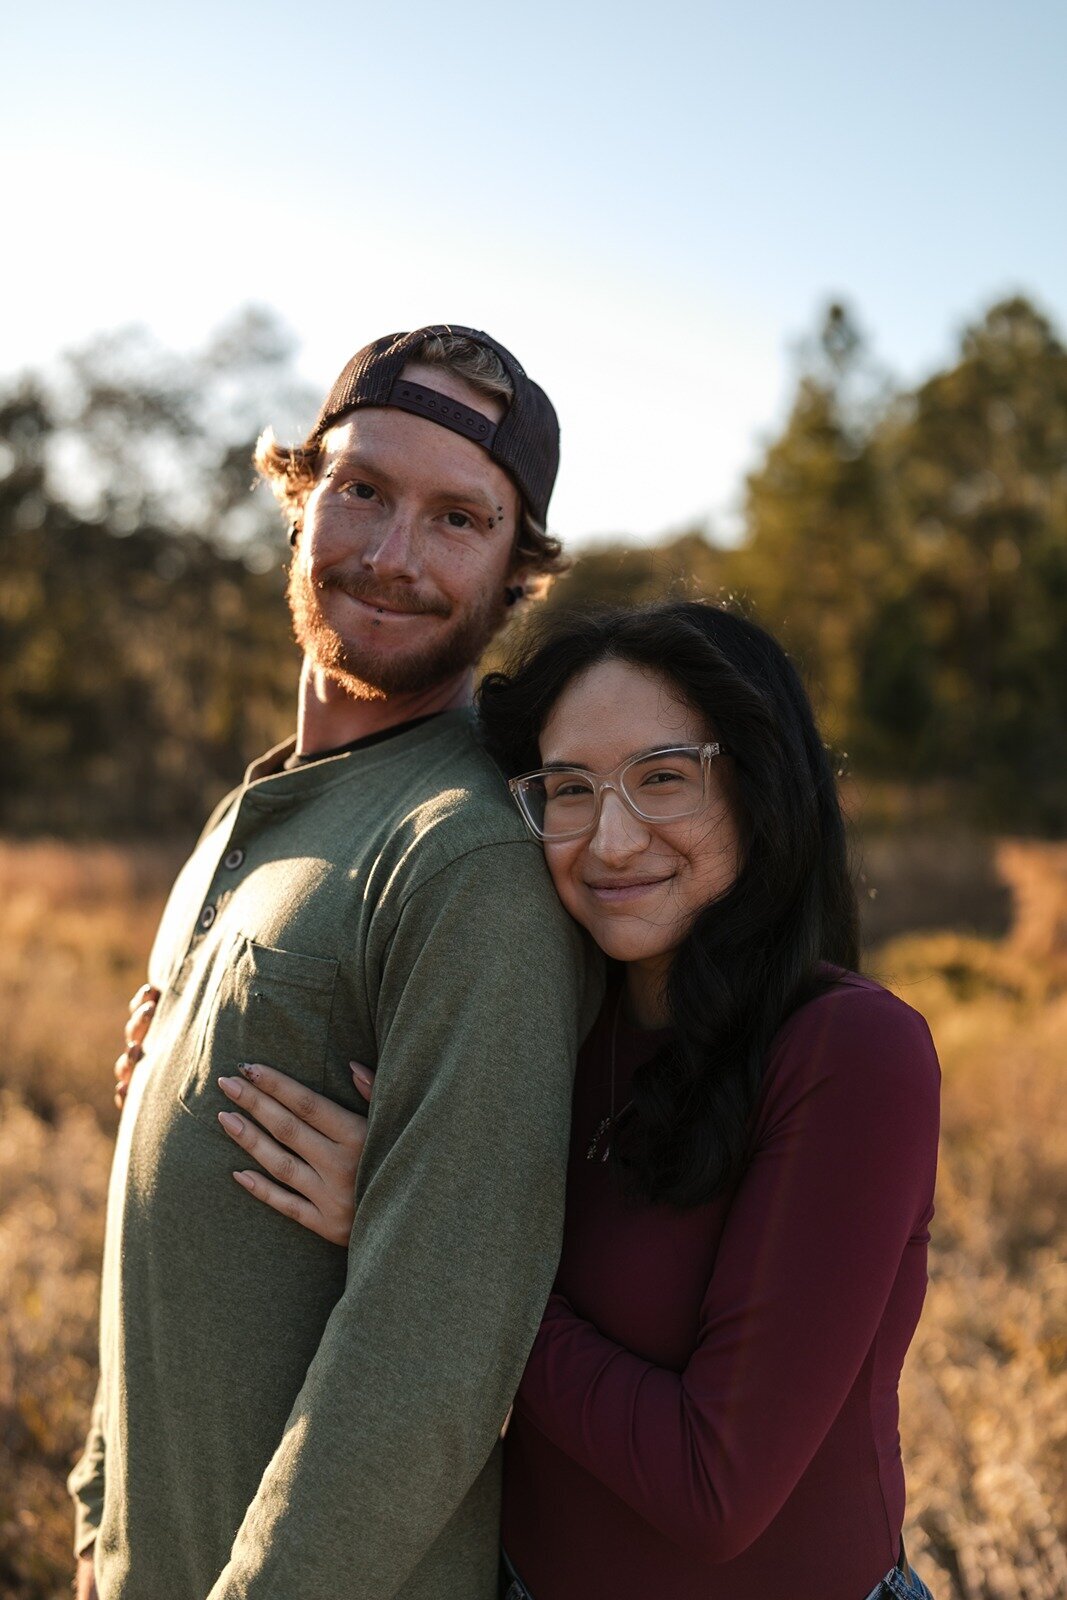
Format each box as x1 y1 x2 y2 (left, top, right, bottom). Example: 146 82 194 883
69 709 601 1599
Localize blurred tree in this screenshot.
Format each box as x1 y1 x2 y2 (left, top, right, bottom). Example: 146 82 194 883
0 310 310 835
547 528 727 611
730 302 895 749
50 305 314 553
862 297 1067 825
482 528 729 676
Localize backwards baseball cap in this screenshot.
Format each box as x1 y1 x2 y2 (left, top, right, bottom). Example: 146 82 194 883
310 325 560 526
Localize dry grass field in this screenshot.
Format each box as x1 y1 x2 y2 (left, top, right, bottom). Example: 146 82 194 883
0 837 1064 1599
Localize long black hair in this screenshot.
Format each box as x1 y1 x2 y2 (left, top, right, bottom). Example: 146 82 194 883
477 600 859 1209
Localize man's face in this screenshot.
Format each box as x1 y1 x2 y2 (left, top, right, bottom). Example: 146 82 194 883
288 363 522 699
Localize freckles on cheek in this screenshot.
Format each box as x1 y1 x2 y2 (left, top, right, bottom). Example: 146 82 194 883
451 547 483 578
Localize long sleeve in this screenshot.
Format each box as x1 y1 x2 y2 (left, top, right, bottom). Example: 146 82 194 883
67 1374 106 1557
208 841 599 1598
514 986 940 1563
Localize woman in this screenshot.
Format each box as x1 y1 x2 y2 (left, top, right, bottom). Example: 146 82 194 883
122 601 940 1599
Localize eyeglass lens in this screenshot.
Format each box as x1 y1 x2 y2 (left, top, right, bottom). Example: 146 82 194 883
520 749 705 838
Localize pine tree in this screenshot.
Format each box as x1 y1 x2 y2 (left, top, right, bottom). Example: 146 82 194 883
732 303 893 749
866 296 1067 824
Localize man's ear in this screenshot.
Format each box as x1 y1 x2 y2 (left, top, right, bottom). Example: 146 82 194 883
503 557 534 607
509 557 559 606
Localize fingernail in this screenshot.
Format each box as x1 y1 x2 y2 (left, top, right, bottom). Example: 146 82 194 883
233 1171 255 1190
217 1075 242 1097
218 1111 243 1134
238 1064 259 1083
350 1063 373 1092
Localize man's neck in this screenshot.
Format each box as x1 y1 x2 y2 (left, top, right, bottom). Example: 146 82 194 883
295 658 474 757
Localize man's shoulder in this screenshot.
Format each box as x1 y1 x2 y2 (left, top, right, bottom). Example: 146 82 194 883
382 710 535 864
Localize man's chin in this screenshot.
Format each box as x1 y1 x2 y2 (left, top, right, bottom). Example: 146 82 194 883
321 651 439 700
289 583 505 701
300 636 425 698
300 625 474 699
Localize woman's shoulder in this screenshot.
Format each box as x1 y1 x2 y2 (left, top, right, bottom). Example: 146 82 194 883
786 964 934 1036
762 966 941 1106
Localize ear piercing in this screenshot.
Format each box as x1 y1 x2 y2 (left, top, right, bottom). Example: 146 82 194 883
288 521 300 547
504 585 525 607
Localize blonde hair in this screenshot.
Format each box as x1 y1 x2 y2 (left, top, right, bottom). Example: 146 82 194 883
254 332 567 592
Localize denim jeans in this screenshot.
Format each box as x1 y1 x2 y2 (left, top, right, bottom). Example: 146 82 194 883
500 1542 936 1600
862 1542 937 1600
499 1548 532 1600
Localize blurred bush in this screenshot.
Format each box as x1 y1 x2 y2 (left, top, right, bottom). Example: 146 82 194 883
882 934 1067 1596
0 1094 111 1596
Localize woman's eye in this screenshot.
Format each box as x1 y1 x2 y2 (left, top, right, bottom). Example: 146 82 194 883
641 769 684 786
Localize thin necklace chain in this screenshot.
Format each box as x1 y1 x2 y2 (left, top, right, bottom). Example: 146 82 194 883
586 987 630 1163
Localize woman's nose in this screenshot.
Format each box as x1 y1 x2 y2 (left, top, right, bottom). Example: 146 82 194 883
587 787 651 862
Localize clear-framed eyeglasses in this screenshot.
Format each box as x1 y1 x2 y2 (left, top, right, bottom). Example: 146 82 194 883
509 743 723 842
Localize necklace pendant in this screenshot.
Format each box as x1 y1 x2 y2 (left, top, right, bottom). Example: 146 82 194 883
585 1116 612 1161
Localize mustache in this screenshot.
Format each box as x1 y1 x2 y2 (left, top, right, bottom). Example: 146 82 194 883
315 570 449 617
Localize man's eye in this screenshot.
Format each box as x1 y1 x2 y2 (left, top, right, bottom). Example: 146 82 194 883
445 511 472 529
339 480 376 500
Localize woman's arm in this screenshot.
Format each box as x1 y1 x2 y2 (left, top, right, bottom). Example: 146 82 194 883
514 986 941 1563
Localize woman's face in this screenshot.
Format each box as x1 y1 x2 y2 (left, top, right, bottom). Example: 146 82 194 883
538 660 742 982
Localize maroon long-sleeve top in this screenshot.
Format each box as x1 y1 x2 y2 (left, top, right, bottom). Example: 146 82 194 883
502 970 940 1600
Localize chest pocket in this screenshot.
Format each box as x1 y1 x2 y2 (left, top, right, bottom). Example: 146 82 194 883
178 932 339 1125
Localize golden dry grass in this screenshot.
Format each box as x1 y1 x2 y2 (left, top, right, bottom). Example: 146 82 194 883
880 937 1067 1596
0 839 1063 1598
0 842 172 1595
0 839 181 1122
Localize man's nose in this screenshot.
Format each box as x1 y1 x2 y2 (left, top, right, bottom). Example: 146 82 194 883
587 788 650 863
362 509 420 580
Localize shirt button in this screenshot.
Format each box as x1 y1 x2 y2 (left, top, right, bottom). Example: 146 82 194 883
198 904 217 930
224 848 245 870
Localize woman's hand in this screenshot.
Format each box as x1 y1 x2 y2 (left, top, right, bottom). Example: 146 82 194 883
114 982 161 1109
216 1061 376 1247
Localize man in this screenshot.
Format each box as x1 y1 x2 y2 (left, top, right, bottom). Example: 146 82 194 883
69 326 601 1599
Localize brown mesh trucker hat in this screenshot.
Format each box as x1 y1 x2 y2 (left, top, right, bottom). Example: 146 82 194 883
310 325 560 526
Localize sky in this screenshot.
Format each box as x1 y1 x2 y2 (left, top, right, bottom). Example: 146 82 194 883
5 0 1066 546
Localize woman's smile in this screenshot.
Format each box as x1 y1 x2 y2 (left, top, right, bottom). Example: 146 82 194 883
585 873 675 904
